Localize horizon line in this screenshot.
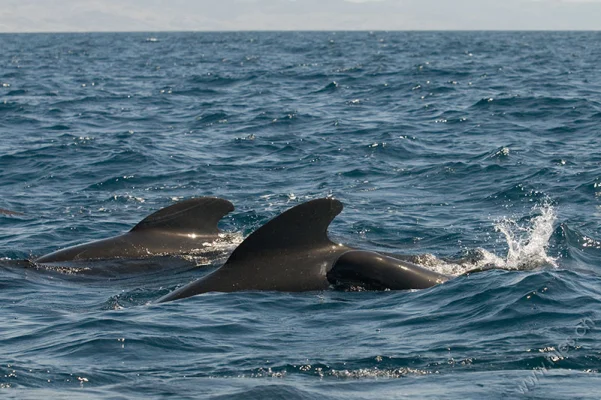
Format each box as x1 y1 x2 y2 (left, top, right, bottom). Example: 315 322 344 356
1 29 600 34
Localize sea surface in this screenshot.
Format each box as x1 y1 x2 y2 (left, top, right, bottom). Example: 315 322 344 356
1 31 601 399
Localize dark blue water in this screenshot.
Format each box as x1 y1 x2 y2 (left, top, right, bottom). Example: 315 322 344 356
2 31 601 398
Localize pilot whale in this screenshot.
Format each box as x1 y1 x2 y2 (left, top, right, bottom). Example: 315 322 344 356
36 197 234 263
158 198 449 302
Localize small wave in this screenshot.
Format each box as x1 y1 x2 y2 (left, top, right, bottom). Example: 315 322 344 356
470 95 593 118
5 89 27 96
0 208 23 216
47 124 71 131
470 146 511 161
488 182 548 202
237 359 431 379
194 111 229 125
188 74 243 87
313 81 339 94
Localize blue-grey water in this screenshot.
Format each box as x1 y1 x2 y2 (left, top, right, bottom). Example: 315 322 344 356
2 31 601 399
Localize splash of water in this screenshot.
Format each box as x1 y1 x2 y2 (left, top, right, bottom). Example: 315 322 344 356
494 203 557 270
424 203 557 276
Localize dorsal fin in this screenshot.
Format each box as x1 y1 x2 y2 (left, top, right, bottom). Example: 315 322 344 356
130 197 234 234
225 198 342 265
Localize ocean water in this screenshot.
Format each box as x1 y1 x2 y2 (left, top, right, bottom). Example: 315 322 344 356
1 31 601 398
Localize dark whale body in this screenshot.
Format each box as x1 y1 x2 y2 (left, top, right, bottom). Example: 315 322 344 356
328 250 448 291
158 198 449 302
36 197 234 263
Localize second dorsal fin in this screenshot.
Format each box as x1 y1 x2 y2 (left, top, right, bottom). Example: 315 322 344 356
130 197 234 235
224 198 342 265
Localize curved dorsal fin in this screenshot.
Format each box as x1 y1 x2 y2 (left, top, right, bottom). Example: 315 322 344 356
130 197 234 234
225 198 342 265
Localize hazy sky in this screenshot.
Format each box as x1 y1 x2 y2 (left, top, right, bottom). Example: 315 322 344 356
1 0 600 32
